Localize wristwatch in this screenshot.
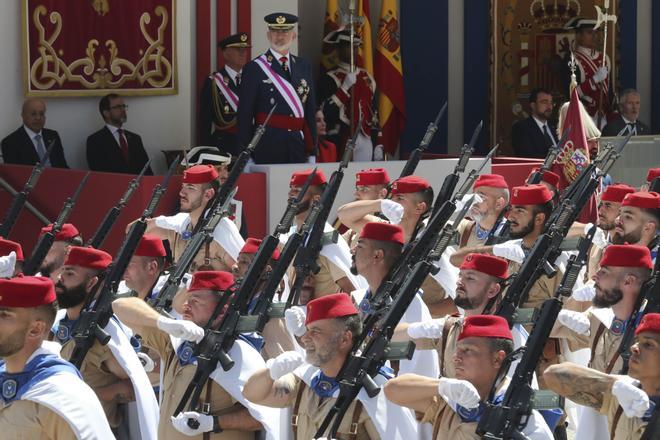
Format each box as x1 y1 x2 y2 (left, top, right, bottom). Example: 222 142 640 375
212 415 223 434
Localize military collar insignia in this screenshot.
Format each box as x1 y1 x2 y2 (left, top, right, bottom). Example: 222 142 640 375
1 379 17 401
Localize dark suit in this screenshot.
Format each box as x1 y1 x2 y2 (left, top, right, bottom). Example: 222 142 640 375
199 67 240 156
601 115 650 137
86 126 153 175
238 49 317 164
511 117 558 159
1 126 69 168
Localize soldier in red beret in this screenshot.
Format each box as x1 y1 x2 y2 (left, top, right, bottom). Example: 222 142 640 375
119 234 168 301
545 312 660 439
113 270 281 438
36 223 83 282
54 246 159 436
612 191 660 250
285 168 364 303
0 276 114 438
245 292 420 438
142 164 245 274
385 315 553 439
455 173 510 249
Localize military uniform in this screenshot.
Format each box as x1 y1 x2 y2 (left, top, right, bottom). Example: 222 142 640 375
0 399 76 440
140 326 253 440
163 225 234 273
600 383 650 439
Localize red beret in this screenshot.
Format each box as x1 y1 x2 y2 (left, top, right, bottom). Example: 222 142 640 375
635 313 660 336
458 315 513 341
510 184 553 206
290 169 327 187
621 192 660 209
64 246 112 270
0 238 24 261
305 292 358 325
528 168 560 188
474 174 509 189
601 184 636 203
390 176 430 195
188 270 234 292
134 234 166 258
600 244 653 269
40 223 80 241
356 168 390 186
359 222 405 245
239 237 280 260
646 168 660 183
183 165 219 184
0 276 56 308
460 253 509 279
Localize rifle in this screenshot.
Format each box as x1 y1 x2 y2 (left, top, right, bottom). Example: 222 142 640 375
496 134 630 326
87 160 151 248
399 102 447 178
315 196 475 438
285 121 358 309
22 172 90 275
68 160 177 368
476 225 595 440
526 126 571 185
190 105 275 237
0 140 55 238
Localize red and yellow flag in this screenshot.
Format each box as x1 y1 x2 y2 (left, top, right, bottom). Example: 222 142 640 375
320 0 373 74
375 0 405 156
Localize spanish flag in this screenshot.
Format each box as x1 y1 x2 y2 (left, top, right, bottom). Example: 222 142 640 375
375 0 405 156
320 0 373 74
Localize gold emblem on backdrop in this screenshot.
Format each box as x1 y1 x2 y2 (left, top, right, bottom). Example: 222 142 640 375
490 0 618 154
23 1 177 96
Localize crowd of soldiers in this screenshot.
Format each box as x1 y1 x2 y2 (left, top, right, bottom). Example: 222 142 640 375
0 10 659 440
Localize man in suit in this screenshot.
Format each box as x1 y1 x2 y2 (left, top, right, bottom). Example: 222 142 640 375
199 32 251 156
511 88 558 159
237 12 317 164
602 89 650 137
86 94 153 174
1 98 69 168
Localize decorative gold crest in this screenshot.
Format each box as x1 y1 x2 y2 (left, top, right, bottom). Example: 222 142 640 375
276 15 286 24
267 53 273 63
240 34 248 42
296 78 310 103
91 0 109 16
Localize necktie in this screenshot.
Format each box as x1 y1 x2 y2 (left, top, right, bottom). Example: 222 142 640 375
542 125 556 148
627 122 636 135
235 72 241 86
279 56 291 80
117 128 130 164
33 134 50 165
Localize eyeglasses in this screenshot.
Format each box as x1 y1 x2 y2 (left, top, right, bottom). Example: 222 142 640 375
110 104 128 110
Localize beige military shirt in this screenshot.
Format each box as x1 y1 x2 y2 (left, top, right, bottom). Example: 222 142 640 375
287 254 346 300
164 227 232 272
456 219 487 249
600 385 648 439
413 315 462 379
284 375 379 440
419 275 450 317
421 395 480 439
60 338 125 428
551 309 624 374
342 228 359 250
506 261 562 310
0 400 76 440
140 326 253 440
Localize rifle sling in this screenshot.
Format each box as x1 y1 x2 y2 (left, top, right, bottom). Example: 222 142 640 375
611 405 623 440
431 400 450 440
202 377 215 440
590 322 619 374
459 221 475 248
292 382 362 439
440 315 460 377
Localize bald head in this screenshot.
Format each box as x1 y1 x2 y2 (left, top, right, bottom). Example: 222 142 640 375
21 98 47 133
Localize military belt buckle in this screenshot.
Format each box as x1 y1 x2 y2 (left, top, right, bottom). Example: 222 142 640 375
201 402 211 415
349 422 359 435
291 415 299 426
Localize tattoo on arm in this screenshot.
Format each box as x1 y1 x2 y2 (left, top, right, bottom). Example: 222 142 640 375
554 370 609 409
273 382 292 398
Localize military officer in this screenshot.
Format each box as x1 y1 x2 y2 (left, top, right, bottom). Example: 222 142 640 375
199 33 251 157
237 13 317 164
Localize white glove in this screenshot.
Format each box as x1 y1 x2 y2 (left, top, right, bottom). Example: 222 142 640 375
307 155 316 164
266 351 305 380
171 411 213 436
137 352 155 373
407 318 446 339
156 316 205 342
612 380 650 418
0 251 16 278
455 193 483 212
154 213 189 233
285 306 307 337
373 145 384 161
583 223 608 250
557 310 590 335
437 378 481 409
341 71 357 90
572 282 596 301
592 66 608 83
492 239 525 264
381 199 404 224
